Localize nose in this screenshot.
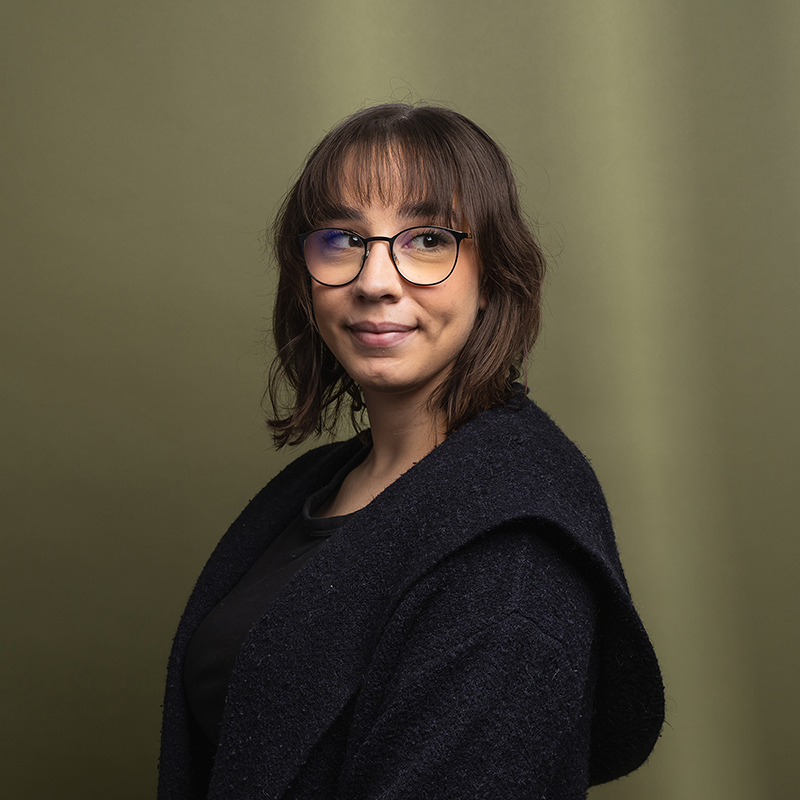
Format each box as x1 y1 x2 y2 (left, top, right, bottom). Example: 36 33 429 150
353 240 403 300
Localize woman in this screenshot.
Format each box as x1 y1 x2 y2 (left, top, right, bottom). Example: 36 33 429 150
158 104 664 799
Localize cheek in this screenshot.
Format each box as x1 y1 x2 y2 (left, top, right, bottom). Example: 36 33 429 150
447 279 484 329
432 296 482 353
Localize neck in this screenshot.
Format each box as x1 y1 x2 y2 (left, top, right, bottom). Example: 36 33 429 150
361 386 445 480
314 384 446 518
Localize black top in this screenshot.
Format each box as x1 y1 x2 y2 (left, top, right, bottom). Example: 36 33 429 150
183 446 368 746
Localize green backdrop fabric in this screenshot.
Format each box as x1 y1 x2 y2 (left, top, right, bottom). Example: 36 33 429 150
2 1 798 797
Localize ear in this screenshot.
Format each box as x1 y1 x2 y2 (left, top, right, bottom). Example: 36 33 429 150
479 292 487 312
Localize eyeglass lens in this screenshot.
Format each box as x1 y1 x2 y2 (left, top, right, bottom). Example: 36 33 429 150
303 227 460 286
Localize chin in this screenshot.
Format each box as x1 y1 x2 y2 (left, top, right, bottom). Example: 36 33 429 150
354 369 448 402
355 375 414 395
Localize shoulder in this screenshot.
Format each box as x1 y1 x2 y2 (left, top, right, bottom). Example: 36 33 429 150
369 394 618 583
255 436 364 501
447 394 607 510
391 521 598 673
233 437 365 526
379 396 664 783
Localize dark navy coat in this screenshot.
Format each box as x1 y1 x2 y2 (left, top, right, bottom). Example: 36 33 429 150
158 397 663 799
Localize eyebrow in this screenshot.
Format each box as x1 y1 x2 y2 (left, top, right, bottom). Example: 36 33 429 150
322 204 366 223
321 201 452 226
397 201 451 221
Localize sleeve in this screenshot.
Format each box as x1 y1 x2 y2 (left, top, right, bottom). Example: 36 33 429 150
337 523 599 800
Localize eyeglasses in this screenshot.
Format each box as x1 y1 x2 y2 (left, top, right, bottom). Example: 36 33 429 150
298 226 471 287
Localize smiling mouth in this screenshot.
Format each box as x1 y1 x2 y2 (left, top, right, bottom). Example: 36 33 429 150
348 322 415 348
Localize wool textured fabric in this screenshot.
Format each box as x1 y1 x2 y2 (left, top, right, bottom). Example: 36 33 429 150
158 395 664 799
183 449 366 747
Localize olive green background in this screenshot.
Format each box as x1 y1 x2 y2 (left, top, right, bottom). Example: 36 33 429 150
2 1 798 797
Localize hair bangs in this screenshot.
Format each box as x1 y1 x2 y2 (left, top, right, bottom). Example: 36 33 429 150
298 129 463 230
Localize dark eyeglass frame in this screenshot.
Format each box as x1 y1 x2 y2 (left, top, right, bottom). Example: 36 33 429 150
298 226 472 287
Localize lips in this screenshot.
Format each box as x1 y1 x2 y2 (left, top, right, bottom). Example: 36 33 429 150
348 320 416 348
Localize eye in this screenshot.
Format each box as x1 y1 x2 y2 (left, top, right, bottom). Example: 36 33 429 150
320 230 363 250
404 228 457 252
419 233 442 249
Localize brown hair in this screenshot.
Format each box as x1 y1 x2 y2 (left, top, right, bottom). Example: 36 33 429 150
266 103 547 447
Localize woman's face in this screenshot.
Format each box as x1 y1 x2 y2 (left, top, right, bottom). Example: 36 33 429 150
310 193 485 405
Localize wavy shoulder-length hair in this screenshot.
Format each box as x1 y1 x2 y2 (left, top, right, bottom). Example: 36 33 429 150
266 103 547 447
